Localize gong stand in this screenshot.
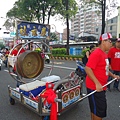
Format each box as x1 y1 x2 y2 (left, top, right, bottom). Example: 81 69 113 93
7 40 54 84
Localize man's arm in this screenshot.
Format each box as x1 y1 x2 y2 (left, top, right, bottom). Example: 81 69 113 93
109 71 120 80
85 66 103 92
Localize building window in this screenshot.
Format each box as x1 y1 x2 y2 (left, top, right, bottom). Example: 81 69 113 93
110 26 112 30
111 19 113 23
96 28 98 32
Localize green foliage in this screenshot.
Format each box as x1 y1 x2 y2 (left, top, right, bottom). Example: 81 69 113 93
6 0 78 24
34 48 41 53
81 48 89 58
52 48 67 55
57 0 78 19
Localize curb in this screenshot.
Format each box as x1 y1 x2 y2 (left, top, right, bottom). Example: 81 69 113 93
50 56 82 61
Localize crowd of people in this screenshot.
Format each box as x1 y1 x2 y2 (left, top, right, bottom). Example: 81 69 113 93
83 33 120 120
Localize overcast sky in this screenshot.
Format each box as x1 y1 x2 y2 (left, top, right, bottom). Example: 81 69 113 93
0 0 120 33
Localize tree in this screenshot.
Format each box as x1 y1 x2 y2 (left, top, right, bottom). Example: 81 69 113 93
6 0 61 24
57 0 78 55
7 0 35 21
5 0 78 55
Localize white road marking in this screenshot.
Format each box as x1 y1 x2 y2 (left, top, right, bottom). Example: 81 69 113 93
45 64 76 70
4 69 17 76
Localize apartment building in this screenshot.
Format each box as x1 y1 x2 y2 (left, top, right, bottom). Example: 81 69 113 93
95 16 117 38
71 11 80 37
70 2 102 38
105 16 117 37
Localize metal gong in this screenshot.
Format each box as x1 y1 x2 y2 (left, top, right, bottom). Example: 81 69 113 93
16 50 44 78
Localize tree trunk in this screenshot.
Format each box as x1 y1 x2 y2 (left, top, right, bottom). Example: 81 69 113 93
66 0 69 55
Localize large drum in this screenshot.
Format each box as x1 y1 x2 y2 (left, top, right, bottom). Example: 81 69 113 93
16 50 44 78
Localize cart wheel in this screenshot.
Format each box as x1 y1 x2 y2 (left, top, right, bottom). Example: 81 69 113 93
42 116 50 120
10 97 15 105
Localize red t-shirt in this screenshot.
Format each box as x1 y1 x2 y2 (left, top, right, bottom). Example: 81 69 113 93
108 47 120 71
11 49 25 56
86 48 109 90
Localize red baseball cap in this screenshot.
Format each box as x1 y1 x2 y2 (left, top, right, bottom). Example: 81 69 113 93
99 33 112 41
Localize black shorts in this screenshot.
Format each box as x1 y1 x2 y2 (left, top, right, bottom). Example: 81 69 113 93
87 88 107 118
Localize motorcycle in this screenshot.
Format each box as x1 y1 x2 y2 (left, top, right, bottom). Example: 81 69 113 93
75 60 86 78
40 52 50 64
45 54 50 64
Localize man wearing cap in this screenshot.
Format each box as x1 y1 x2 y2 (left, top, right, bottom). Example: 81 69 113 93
107 38 120 91
85 33 120 120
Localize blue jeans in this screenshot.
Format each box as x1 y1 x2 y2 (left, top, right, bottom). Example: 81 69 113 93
107 76 112 89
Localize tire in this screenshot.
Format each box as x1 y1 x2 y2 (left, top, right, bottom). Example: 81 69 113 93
10 97 15 105
0 66 1 70
45 59 50 64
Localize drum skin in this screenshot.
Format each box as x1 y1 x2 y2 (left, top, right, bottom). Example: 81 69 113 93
16 50 44 78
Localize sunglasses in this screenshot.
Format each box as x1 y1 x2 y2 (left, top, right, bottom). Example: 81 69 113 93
104 40 112 43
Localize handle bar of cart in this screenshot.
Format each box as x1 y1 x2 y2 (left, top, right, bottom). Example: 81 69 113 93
54 78 117 103
79 78 117 101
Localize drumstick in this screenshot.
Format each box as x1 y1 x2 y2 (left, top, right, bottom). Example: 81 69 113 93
79 78 117 101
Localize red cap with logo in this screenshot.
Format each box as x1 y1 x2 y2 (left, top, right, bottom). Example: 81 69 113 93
99 33 112 41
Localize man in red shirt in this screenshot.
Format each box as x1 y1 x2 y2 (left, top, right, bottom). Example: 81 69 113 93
11 43 25 56
85 33 120 120
107 38 120 91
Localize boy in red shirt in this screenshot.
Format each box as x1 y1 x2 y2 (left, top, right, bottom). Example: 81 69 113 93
85 33 120 120
107 38 120 91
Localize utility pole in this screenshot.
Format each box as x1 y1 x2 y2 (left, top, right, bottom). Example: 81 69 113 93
101 0 106 34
